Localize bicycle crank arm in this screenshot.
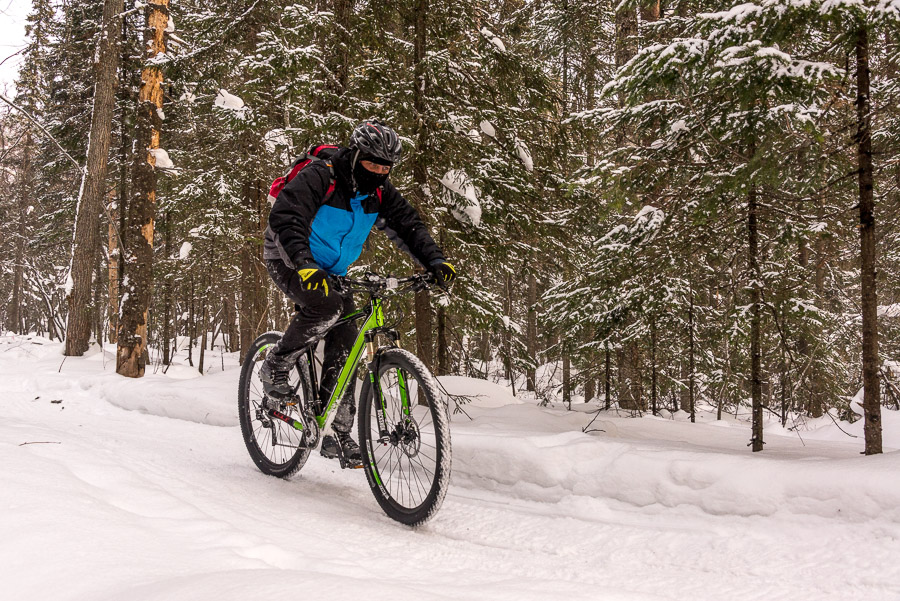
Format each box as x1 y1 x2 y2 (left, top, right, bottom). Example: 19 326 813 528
267 408 304 431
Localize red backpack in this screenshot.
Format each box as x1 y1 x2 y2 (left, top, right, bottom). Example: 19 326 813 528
267 144 338 205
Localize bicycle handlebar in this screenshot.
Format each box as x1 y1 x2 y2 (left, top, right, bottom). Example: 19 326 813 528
334 272 442 296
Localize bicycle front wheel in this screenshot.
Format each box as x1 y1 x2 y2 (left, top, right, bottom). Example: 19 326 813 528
359 348 451 526
238 332 313 478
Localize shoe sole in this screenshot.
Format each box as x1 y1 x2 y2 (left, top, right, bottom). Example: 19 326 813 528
320 449 363 469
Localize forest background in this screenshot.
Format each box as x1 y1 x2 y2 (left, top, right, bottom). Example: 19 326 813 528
1 0 899 454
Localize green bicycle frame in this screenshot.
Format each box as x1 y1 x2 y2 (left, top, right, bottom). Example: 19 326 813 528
315 297 385 435
267 289 414 440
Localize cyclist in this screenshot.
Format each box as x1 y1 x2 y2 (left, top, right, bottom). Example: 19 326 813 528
260 120 456 467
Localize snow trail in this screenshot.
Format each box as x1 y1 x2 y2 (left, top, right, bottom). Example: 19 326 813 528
2 336 899 600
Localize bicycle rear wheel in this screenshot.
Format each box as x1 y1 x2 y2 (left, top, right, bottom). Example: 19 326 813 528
359 348 451 526
238 332 313 478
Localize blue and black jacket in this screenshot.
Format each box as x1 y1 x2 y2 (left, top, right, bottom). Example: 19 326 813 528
263 147 444 276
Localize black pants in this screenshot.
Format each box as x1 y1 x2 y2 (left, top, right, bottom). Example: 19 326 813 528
266 259 356 434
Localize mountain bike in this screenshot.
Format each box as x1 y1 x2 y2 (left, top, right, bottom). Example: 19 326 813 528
237 272 451 526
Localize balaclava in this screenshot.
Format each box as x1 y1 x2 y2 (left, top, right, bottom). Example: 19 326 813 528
352 152 392 194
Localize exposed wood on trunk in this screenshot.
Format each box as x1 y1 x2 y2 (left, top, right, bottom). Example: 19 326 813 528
65 0 124 356
117 0 168 378
855 24 882 455
640 0 660 23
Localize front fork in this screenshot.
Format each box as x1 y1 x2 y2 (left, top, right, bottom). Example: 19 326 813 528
366 331 411 441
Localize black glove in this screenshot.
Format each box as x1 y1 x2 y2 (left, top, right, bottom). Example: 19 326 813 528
429 260 457 284
297 263 330 296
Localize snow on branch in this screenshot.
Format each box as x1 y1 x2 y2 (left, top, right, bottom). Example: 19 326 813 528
440 170 482 228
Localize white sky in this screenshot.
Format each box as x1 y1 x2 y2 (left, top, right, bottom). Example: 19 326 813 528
0 0 32 96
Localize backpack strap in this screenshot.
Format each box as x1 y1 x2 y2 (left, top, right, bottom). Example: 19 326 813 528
323 162 336 201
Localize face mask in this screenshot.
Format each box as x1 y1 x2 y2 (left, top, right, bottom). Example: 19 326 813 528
353 160 389 194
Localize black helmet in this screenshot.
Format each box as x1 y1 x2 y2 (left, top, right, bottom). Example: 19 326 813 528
349 120 402 164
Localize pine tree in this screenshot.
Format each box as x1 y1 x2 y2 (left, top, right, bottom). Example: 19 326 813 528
117 0 170 377
65 0 124 356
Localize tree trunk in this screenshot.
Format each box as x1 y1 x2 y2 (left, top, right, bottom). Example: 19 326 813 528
188 273 195 367
329 0 351 103
117 0 167 378
436 304 450 375
688 286 696 423
66 0 124 356
749 182 764 451
640 0 660 22
107 194 119 344
855 24 882 455
411 0 434 372
162 210 172 364
563 351 571 409
199 271 208 375
238 178 268 361
604 343 611 409
10 132 31 334
526 273 537 391
651 317 658 415
479 330 490 376
503 272 513 383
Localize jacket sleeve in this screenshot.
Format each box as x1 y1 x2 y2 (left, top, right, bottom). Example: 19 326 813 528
378 181 445 267
267 162 331 268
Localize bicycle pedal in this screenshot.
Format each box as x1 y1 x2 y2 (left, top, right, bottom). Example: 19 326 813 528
340 457 365 470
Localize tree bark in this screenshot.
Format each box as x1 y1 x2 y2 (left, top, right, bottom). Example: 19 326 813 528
640 0 660 22
855 24 882 455
162 210 172 364
116 0 168 378
238 178 268 361
651 317 658 415
688 285 696 423
503 272 513 383
10 132 31 334
526 272 537 391
66 0 124 356
329 0 351 103
749 182 764 451
604 343 611 409
411 0 434 372
107 194 119 344
436 304 450 375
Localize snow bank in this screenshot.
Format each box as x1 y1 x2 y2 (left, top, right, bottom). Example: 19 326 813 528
451 403 900 522
439 375 522 409
5 337 899 525
92 370 238 427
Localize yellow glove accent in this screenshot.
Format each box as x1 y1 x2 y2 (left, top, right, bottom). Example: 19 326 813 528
440 262 456 282
298 268 329 296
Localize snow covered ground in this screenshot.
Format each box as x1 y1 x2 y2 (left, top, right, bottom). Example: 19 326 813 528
2 334 899 600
